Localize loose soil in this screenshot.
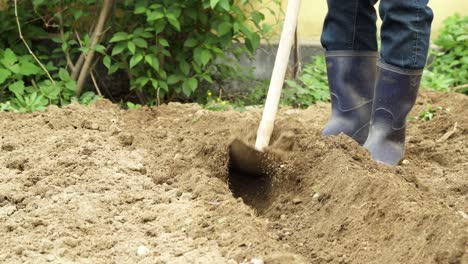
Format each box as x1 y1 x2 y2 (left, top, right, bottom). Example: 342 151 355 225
0 90 466 264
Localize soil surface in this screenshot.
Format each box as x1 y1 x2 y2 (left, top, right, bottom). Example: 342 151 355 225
0 90 467 264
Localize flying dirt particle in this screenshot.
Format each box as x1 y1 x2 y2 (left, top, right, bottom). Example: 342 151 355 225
118 133 134 146
140 212 157 223
292 198 302 205
81 120 100 130
250 258 264 264
458 211 468 220
62 237 79 248
6 158 28 171
45 254 55 262
1 143 15 151
402 159 410 165
137 245 150 257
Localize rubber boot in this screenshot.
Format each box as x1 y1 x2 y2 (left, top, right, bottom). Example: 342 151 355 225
364 62 423 166
322 51 378 145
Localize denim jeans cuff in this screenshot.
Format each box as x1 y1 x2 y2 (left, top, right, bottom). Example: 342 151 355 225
325 50 378 57
378 61 424 75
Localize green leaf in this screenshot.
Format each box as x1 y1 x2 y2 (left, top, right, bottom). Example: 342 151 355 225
32 0 46 8
112 42 127 56
147 11 165 21
193 47 203 65
179 60 190 75
9 81 25 97
79 92 97 105
151 79 159 90
159 80 168 92
0 68 11 84
103 56 111 69
219 0 230 11
166 14 181 31
145 55 160 71
159 38 169 47
218 22 232 36
40 82 60 100
133 38 148 48
210 0 220 9
130 54 144 68
167 74 182 85
184 38 198 48
109 32 129 43
94 44 106 54
134 5 147 14
182 77 198 96
18 62 40 76
1 48 17 67
201 49 212 66
128 41 136 54
58 68 71 81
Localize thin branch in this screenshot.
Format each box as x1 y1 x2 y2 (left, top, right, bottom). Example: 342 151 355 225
90 71 102 97
58 11 76 71
293 27 301 78
14 0 55 84
74 31 105 97
71 31 86 81
156 87 161 106
75 0 114 97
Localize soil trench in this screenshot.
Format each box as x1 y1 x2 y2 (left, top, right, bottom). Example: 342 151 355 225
0 91 467 263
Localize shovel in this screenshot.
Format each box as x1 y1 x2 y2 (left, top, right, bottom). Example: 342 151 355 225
229 0 302 176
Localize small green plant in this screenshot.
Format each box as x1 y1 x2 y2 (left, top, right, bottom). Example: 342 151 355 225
204 90 231 111
126 102 143 109
409 105 443 122
422 14 467 93
0 48 87 112
283 55 330 108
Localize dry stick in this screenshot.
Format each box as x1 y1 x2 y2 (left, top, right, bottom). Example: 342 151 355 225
58 13 76 71
90 71 102 97
293 26 301 79
14 0 55 84
75 0 114 97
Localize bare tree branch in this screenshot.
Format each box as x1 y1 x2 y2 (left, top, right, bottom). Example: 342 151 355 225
75 0 114 97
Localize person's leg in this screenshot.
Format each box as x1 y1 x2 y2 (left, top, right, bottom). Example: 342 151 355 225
321 0 379 145
364 0 433 165
321 0 379 51
379 0 433 69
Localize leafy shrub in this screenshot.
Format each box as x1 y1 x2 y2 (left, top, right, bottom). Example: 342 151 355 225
422 14 468 93
0 48 87 112
0 0 279 111
283 56 330 108
103 0 277 104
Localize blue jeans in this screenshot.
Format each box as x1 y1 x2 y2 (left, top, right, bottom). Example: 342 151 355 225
321 0 433 69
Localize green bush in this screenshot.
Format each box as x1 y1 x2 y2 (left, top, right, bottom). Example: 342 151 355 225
0 0 279 111
103 0 277 104
422 14 468 93
283 55 330 108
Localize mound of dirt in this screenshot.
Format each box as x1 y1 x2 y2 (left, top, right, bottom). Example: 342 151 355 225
0 91 466 263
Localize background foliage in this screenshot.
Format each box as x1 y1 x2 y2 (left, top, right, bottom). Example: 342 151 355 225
422 14 468 94
0 1 466 113
0 0 279 111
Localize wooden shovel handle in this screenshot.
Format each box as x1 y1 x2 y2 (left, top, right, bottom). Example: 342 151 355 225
255 0 302 151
